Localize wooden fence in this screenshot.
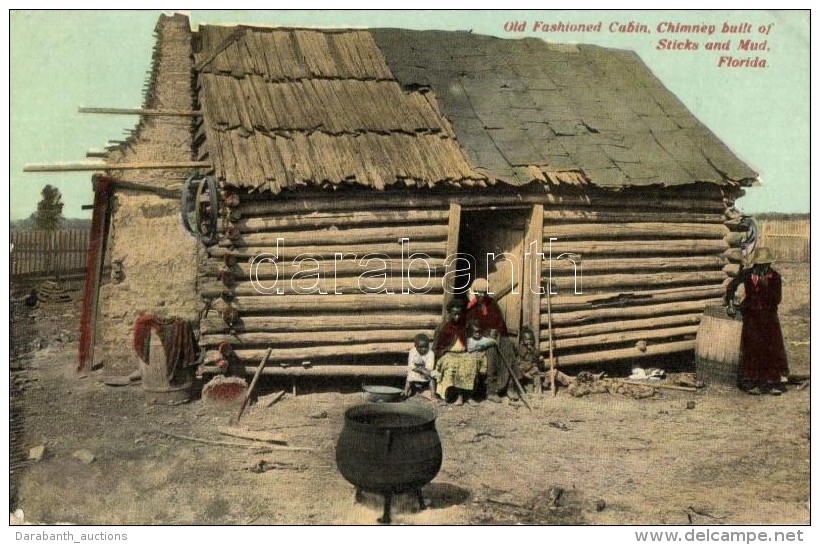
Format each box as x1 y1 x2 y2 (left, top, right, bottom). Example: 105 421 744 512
10 229 90 277
758 219 810 262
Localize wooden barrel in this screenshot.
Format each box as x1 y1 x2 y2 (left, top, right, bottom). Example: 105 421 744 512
694 305 742 386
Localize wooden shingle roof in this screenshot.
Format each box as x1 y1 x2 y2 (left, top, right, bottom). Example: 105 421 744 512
193 24 758 193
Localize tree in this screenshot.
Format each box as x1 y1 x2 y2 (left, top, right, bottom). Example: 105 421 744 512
34 184 64 231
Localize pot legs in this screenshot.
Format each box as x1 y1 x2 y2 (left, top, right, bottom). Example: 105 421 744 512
378 492 393 524
354 487 425 523
415 489 426 511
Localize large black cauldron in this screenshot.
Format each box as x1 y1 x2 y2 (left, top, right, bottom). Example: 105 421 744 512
336 402 442 523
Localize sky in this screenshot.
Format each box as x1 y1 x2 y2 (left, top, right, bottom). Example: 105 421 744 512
8 9 810 219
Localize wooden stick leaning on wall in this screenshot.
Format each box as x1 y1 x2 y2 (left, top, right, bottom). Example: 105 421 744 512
234 347 272 423
546 281 557 397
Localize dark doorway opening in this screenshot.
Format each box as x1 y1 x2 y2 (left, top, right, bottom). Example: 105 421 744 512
457 208 531 337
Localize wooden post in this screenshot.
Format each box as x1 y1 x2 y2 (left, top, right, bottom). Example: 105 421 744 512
78 175 112 372
442 203 461 309
23 161 211 172
523 204 544 336
78 107 202 116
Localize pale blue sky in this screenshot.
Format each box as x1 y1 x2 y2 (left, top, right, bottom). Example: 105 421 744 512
9 10 809 219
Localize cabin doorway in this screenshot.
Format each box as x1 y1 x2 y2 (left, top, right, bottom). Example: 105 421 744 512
457 208 532 337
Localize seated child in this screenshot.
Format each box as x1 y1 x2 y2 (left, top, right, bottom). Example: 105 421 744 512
517 327 544 389
466 321 498 353
404 333 439 401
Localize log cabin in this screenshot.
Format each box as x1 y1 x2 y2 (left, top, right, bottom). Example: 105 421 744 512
79 13 758 379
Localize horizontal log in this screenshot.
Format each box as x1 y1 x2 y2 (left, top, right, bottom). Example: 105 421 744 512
543 270 727 292
204 258 448 279
238 191 728 215
225 224 448 248
78 106 202 116
200 328 436 348
723 263 742 277
200 313 441 335
544 312 704 340
233 293 443 313
23 161 210 172
200 275 446 297
543 222 728 240
543 255 725 275
542 325 698 352
238 209 449 232
544 298 721 327
205 342 413 364
200 365 408 377
549 285 726 310
544 239 728 256
208 240 449 259
723 248 745 263
540 209 726 224
724 231 746 246
554 340 695 368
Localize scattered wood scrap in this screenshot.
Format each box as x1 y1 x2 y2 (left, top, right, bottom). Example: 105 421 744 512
216 426 287 445
154 429 314 451
621 380 697 392
256 390 286 408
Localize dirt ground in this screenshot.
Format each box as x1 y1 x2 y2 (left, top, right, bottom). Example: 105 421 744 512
9 263 811 525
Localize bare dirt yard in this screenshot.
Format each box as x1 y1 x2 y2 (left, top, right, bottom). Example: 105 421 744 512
9 263 810 526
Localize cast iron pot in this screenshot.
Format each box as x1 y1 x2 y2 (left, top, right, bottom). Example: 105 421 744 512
336 402 442 523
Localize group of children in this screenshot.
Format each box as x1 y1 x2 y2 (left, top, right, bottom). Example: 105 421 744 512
403 323 545 405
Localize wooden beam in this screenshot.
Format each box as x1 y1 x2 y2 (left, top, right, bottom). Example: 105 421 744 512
554 340 695 368
24 161 211 172
548 284 726 310
200 364 407 378
543 312 704 341
200 328 437 348
544 298 721 327
543 270 727 292
200 313 440 335
542 256 725 275
79 107 202 116
201 275 446 297
208 241 449 260
238 209 449 232
205 342 414 364
544 238 728 256
443 203 462 308
233 293 442 313
238 192 727 216
541 324 699 352
227 224 448 248
216 258 447 280
544 222 729 240
524 204 544 334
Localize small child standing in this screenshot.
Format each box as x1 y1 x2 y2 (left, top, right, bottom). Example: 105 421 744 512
404 333 439 401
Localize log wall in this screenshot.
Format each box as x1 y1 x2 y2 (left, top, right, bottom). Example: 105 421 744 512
199 194 450 371
538 196 735 369
199 186 742 376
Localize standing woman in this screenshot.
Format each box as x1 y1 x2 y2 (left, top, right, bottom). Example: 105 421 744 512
725 247 789 395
